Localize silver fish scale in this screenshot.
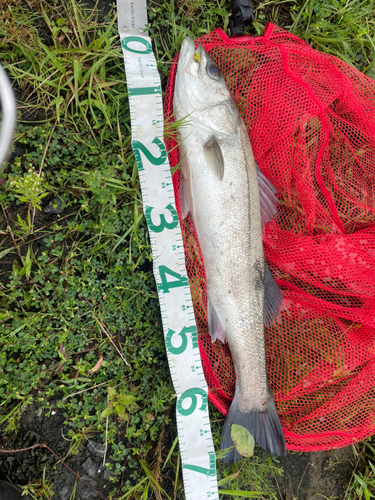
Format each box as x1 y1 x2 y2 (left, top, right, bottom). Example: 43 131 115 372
180 115 270 412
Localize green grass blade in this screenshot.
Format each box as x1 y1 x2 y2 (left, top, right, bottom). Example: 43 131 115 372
218 490 269 497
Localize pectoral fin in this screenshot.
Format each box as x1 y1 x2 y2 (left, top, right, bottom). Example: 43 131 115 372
180 146 193 220
204 135 224 180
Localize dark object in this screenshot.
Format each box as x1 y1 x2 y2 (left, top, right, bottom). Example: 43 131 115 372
0 481 31 500
229 0 254 36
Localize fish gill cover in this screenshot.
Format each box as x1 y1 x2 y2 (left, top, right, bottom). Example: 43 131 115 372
164 23 375 452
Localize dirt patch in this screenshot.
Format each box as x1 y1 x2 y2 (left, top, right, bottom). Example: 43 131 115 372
275 447 354 499
0 404 118 500
78 0 111 19
0 403 355 500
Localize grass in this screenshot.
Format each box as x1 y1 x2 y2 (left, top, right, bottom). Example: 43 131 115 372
0 0 374 499
288 0 375 76
252 0 375 77
20 468 54 500
0 0 124 125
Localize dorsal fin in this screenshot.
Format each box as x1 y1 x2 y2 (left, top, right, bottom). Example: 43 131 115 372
256 164 279 229
204 135 224 180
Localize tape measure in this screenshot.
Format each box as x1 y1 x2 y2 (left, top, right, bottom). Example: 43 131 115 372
116 1 219 499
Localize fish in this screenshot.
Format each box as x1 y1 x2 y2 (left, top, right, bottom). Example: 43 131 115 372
173 36 287 463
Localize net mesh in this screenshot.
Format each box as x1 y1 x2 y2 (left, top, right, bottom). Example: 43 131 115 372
163 23 375 451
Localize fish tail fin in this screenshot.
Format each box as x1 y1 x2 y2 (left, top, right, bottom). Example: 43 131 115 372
220 391 286 463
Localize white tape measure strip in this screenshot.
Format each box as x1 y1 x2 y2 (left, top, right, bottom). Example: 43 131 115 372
116 2 219 499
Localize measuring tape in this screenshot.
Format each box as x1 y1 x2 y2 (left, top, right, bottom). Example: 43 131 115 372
116 1 219 499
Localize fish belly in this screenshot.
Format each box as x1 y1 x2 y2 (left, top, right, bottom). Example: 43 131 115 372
182 122 270 411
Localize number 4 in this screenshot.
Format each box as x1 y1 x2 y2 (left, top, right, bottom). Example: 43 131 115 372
157 265 188 293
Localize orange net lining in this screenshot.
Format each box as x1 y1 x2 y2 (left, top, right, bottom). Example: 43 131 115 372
164 23 375 451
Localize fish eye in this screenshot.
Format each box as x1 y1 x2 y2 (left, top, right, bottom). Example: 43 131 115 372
206 63 221 80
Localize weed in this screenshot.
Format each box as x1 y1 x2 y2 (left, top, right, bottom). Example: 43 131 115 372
0 0 125 124
349 461 375 499
100 386 137 421
8 167 48 210
8 166 49 233
288 0 375 76
0 401 22 435
62 426 96 457
20 468 54 500
178 0 205 19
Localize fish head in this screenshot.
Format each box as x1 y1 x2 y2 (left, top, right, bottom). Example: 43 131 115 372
174 37 238 135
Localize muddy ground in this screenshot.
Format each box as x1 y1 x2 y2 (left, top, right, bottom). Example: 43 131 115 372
0 0 358 499
275 448 355 500
0 401 356 499
0 404 117 500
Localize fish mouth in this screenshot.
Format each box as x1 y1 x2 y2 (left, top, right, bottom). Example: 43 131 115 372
178 36 196 72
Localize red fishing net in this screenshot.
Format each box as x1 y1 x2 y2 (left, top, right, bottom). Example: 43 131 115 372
164 23 375 452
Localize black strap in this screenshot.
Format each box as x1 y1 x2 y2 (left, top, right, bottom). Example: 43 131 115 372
228 0 254 36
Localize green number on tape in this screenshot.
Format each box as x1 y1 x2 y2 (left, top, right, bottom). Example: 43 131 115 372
177 387 207 416
121 36 152 54
165 326 197 355
132 137 167 171
145 204 178 233
157 265 188 293
183 451 216 476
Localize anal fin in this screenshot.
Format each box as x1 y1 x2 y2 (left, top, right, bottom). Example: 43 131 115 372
208 298 227 343
264 261 283 327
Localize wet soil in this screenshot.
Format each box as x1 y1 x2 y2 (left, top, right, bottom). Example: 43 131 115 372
0 404 118 500
275 447 355 500
0 404 355 500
